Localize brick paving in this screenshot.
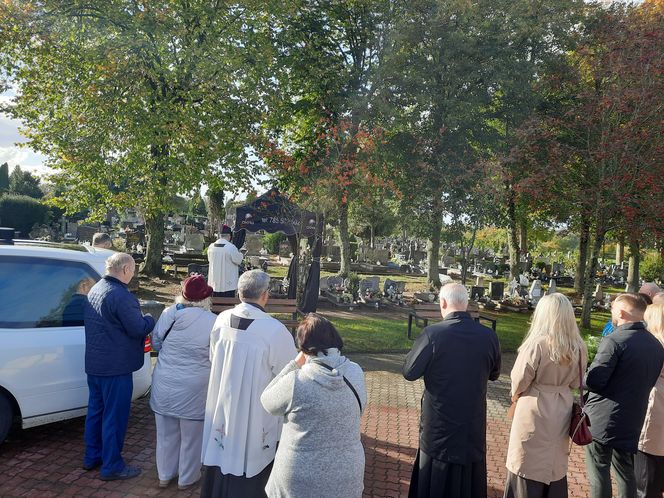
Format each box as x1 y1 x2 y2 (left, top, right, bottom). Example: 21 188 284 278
0 353 594 497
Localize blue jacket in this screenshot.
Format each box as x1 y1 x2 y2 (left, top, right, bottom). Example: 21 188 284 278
84 276 155 376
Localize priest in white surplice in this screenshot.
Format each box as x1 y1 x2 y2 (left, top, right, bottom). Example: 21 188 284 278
200 269 297 498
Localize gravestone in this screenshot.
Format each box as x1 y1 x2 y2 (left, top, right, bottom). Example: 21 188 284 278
278 241 292 257
489 281 505 300
508 278 519 297
529 280 543 306
475 276 484 287
519 274 529 287
244 233 264 255
547 279 557 295
471 286 485 299
594 285 605 303
184 233 205 252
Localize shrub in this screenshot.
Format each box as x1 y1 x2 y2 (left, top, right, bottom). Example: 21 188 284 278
0 194 49 238
263 232 286 254
640 254 664 283
584 335 602 365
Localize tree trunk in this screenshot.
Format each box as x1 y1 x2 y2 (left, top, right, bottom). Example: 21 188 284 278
575 218 590 295
519 217 528 256
626 238 640 292
369 225 375 250
426 202 443 290
615 236 625 266
142 212 166 276
507 197 521 281
207 187 225 236
338 202 351 277
581 227 606 329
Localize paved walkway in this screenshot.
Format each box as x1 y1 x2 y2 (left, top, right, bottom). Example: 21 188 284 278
0 353 593 497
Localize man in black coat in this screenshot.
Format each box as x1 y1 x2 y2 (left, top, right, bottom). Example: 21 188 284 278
584 293 664 498
403 283 501 498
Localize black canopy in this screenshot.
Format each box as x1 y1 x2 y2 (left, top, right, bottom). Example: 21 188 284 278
228 189 322 312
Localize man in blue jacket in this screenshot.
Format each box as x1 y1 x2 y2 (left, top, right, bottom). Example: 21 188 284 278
584 293 664 498
83 252 155 480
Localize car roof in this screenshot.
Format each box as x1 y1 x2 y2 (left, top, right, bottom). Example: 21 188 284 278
0 241 110 275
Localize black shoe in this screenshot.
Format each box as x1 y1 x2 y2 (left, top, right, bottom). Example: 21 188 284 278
100 465 141 481
82 460 102 471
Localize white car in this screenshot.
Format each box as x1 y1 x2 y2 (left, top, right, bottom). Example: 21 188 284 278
0 231 152 443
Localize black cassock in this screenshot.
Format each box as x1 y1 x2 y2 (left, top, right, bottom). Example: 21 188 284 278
403 311 501 498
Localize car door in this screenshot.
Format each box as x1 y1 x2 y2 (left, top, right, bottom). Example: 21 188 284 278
0 255 100 425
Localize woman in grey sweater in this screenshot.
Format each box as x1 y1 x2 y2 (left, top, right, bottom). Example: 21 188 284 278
261 314 367 498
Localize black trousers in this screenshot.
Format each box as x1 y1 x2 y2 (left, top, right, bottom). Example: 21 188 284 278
585 440 636 498
635 450 664 498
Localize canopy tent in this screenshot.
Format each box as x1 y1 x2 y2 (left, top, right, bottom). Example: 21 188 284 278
225 189 323 313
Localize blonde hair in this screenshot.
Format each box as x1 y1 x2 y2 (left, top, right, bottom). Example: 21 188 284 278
644 303 664 347
519 293 585 364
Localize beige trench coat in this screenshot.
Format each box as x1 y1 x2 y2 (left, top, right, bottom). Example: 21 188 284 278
506 337 587 485
638 366 664 456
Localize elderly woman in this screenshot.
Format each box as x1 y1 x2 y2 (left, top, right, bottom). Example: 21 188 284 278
150 275 217 490
636 303 664 498
261 313 367 498
504 293 588 498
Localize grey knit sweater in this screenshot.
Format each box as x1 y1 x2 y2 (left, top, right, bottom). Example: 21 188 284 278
260 349 367 498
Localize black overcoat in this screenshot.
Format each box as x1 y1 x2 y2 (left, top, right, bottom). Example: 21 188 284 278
403 311 501 464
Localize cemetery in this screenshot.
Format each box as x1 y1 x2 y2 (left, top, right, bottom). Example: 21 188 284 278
1 2 664 497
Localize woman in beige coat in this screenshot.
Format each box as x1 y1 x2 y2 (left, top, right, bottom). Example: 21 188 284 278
636 303 664 498
504 293 588 498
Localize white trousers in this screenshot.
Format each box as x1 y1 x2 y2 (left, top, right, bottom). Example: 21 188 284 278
155 413 204 486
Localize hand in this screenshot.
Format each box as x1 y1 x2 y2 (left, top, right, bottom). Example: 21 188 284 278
295 351 307 368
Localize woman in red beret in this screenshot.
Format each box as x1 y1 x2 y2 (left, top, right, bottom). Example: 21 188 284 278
150 275 217 490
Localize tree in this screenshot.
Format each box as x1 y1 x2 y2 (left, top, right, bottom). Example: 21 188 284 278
259 0 396 276
0 162 9 193
8 165 43 198
506 2 664 326
378 0 514 287
1 1 277 274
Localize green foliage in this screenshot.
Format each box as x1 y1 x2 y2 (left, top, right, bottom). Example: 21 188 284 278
0 162 9 192
640 254 664 282
263 232 287 255
0 194 48 237
8 165 43 198
584 335 602 365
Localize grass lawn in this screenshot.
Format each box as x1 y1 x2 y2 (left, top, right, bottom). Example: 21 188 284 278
323 307 611 355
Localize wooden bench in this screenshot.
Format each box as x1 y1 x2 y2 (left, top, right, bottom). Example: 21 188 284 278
407 302 498 339
167 253 208 276
210 297 300 332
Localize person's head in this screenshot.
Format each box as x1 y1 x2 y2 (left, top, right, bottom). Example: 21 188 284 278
76 277 96 295
611 293 648 327
644 304 664 347
220 224 232 241
653 292 664 305
639 282 661 299
296 313 343 356
238 269 270 306
176 274 213 310
520 293 584 364
438 283 468 317
638 292 653 305
105 252 136 284
92 232 112 249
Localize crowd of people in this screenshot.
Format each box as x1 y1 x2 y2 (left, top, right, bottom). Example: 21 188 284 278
80 236 664 498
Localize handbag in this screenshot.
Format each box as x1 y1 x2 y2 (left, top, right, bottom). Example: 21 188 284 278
569 354 592 449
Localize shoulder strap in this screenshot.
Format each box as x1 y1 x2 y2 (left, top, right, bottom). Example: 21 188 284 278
578 354 585 408
318 362 362 411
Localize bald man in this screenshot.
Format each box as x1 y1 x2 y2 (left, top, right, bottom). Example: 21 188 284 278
83 253 155 481
640 282 662 300
584 293 664 498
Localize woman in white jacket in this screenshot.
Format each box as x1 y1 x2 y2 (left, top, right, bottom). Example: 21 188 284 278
150 275 217 490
